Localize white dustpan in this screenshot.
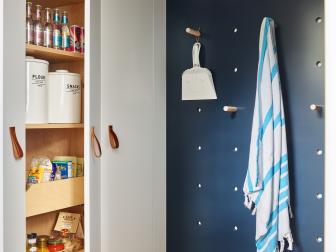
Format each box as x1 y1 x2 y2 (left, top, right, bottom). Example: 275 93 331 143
182 42 217 100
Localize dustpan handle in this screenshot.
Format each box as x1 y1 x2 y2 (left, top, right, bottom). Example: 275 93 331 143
192 42 201 67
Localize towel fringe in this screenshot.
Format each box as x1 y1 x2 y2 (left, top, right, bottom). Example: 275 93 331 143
244 194 257 215
278 233 294 252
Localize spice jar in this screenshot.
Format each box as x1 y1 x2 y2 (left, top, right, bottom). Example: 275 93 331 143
27 233 37 252
48 238 64 252
37 235 50 252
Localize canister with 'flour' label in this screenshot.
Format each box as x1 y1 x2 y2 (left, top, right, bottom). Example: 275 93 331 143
26 57 49 123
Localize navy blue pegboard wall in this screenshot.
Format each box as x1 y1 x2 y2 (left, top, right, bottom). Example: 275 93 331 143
167 0 324 251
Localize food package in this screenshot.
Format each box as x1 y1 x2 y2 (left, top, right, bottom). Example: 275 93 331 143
51 161 72 180
54 156 77 177
27 157 52 184
77 158 84 177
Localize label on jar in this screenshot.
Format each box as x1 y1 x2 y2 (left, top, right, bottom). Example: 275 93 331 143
28 247 37 252
31 74 46 87
66 83 81 95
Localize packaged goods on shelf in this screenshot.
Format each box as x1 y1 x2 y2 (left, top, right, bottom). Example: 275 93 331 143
51 161 73 180
54 156 77 177
27 157 53 185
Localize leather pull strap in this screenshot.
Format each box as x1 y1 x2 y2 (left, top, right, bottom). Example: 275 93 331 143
9 127 23 159
108 125 119 149
91 127 102 158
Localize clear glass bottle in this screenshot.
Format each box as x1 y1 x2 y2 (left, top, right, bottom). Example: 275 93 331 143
61 11 70 51
43 8 53 48
53 9 62 49
26 233 37 252
34 5 44 46
26 2 34 44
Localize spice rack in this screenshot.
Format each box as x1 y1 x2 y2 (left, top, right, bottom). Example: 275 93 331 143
25 0 85 248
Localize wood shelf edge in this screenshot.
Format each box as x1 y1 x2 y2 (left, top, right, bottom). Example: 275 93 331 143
26 123 84 129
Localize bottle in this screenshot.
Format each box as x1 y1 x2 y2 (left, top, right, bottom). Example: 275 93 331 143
61 11 70 51
33 5 43 46
26 2 34 44
53 9 62 49
43 8 53 48
26 233 37 252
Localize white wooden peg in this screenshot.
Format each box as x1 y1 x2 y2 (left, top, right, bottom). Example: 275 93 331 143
186 27 201 38
310 104 323 111
223 106 238 113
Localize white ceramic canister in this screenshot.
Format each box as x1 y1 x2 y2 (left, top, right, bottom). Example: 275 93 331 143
26 57 49 123
48 70 81 123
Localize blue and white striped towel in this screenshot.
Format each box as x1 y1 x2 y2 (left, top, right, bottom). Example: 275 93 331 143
243 17 293 252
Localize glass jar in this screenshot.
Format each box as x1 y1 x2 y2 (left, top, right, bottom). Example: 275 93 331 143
48 239 64 252
37 235 50 252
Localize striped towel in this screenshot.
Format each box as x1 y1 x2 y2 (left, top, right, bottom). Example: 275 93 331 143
243 17 293 252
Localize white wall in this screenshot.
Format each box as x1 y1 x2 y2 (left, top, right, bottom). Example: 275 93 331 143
100 0 166 251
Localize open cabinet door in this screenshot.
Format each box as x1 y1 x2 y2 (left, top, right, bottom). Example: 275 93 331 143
0 0 26 251
100 0 166 251
85 0 102 251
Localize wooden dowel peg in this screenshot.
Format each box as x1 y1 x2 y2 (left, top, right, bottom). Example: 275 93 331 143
186 27 201 38
223 106 239 113
310 104 323 111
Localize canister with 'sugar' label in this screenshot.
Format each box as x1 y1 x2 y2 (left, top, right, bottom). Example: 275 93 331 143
48 70 81 123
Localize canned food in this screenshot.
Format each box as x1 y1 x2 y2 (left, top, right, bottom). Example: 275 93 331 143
70 25 81 53
80 27 85 54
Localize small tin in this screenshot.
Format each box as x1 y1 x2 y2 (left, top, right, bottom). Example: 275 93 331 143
70 25 81 53
80 27 85 54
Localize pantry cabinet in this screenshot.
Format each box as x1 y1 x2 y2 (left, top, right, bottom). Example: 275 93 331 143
0 0 166 251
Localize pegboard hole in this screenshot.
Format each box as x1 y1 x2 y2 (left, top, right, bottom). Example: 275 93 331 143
233 226 238 231
197 146 202 151
316 193 323 200
234 67 238 73
316 236 323 243
198 183 202 188
233 27 238 33
316 61 322 68
234 186 238 192
316 149 323 156
197 107 202 113
315 17 323 24
233 147 239 152
198 221 202 226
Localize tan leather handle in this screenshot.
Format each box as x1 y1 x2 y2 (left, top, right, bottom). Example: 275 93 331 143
108 125 119 149
91 127 102 158
9 127 23 159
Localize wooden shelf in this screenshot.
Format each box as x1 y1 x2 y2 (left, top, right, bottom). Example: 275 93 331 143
26 123 84 129
30 0 84 8
26 44 84 63
26 177 84 217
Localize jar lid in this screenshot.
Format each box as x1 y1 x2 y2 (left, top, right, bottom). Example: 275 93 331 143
27 233 37 239
48 69 80 77
25 57 49 65
37 235 50 242
48 239 64 245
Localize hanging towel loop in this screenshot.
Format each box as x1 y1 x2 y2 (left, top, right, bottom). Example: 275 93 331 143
192 42 201 67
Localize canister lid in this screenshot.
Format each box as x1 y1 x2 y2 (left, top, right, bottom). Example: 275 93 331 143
25 57 49 65
48 69 80 77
